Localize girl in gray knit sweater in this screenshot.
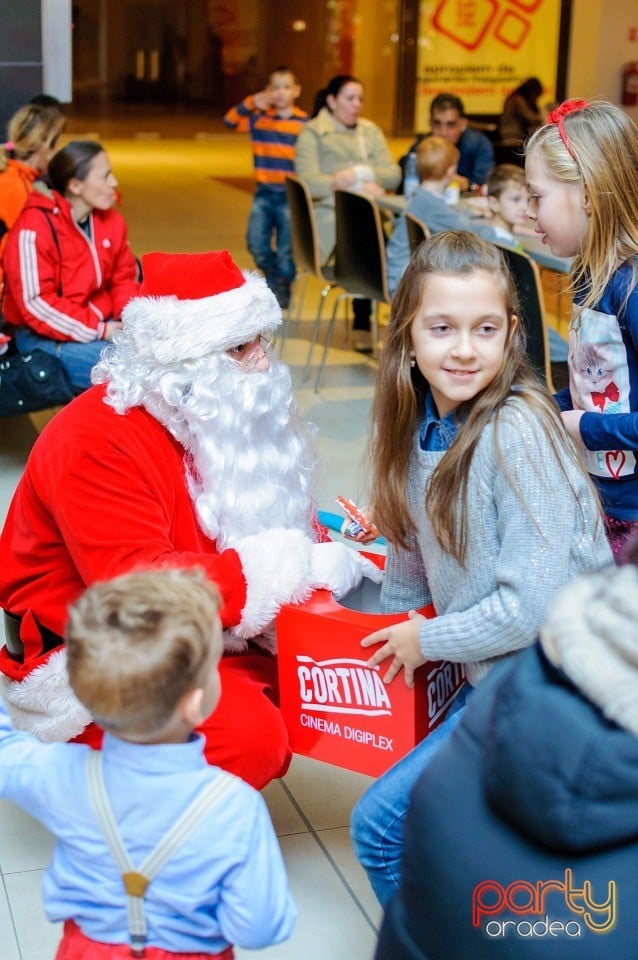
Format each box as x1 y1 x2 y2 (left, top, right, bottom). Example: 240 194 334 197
350 231 612 908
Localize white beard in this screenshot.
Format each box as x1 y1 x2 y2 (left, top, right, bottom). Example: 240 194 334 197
97 340 319 549
156 354 317 548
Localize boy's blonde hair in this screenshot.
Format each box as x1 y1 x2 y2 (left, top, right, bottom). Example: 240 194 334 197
416 136 460 182
526 100 638 312
487 163 526 198
0 103 65 172
66 567 222 737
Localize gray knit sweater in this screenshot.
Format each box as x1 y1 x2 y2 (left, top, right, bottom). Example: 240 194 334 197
380 397 613 686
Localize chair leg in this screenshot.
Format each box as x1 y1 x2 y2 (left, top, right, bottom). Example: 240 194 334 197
280 272 308 350
303 287 342 382
314 295 351 392
371 301 380 358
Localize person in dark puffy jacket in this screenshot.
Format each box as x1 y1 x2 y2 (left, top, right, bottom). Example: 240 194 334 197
375 540 636 959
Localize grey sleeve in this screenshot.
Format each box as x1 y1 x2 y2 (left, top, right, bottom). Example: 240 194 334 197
416 407 604 663
381 528 432 614
366 126 401 191
294 128 333 200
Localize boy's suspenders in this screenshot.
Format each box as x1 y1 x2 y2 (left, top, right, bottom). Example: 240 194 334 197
85 750 236 957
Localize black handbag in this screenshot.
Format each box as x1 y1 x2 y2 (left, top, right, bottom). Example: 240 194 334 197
0 345 74 417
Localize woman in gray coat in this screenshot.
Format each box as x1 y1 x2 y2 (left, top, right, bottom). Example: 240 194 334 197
295 74 400 348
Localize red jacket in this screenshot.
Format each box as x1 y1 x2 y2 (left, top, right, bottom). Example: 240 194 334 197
2 188 139 341
0 383 323 745
0 386 247 677
0 159 40 286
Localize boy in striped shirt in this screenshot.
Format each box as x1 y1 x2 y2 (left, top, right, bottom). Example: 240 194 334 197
224 67 307 309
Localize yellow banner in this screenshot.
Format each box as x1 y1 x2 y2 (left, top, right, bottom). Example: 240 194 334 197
415 0 562 127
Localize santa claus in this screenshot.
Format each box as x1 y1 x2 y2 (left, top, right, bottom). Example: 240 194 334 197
0 250 381 788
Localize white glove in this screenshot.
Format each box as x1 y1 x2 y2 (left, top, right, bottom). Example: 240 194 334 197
309 542 384 600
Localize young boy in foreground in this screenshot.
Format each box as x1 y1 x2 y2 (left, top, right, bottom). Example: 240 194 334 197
0 567 295 958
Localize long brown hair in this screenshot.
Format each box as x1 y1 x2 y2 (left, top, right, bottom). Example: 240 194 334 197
369 231 594 563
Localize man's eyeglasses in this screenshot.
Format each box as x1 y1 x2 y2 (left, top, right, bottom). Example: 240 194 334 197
227 335 276 371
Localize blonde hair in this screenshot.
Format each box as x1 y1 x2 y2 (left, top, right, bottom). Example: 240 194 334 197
416 136 459 182
369 230 596 563
0 103 65 173
66 567 222 737
487 163 526 198
525 101 638 313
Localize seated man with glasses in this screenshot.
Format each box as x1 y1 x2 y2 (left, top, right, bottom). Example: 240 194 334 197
0 249 381 790
400 93 495 193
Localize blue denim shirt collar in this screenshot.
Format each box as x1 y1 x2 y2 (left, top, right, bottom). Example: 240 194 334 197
419 390 459 451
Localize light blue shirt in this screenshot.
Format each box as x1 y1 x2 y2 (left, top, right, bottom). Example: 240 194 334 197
386 187 501 296
0 701 296 951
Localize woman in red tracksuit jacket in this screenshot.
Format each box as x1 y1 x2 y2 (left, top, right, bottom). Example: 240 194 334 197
2 139 140 391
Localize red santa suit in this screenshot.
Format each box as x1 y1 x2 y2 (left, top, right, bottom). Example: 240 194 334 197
0 249 380 789
0 383 307 787
0 251 379 788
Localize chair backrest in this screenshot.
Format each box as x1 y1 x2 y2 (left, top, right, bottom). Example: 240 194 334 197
285 175 326 278
496 243 554 392
405 212 430 255
333 190 391 304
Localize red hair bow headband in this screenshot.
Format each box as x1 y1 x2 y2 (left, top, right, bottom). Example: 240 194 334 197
546 99 590 160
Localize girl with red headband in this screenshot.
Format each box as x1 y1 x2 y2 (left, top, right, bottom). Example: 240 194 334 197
526 100 638 557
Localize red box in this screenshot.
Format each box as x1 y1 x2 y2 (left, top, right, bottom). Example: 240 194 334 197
276 575 466 778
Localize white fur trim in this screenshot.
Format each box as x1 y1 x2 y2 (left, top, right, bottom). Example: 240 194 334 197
0 649 91 742
541 567 638 737
120 271 282 364
230 528 314 642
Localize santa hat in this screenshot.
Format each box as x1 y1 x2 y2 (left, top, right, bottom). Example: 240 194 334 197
120 250 282 364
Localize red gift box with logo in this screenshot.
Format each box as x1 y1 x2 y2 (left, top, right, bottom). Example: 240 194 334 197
276 570 466 778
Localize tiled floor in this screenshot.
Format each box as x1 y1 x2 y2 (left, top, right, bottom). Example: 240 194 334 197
0 119 396 958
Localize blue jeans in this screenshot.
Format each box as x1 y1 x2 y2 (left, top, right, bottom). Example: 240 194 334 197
246 186 294 303
351 682 473 908
15 327 108 394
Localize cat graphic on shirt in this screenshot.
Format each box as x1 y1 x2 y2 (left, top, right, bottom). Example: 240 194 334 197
573 340 621 413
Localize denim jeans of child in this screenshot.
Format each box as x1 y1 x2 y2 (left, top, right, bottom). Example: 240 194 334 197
16 327 107 394
350 681 473 907
246 185 294 306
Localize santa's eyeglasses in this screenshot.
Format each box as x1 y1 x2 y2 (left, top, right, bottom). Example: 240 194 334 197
227 335 276 371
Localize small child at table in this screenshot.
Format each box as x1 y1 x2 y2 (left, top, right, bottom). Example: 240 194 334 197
0 567 296 959
385 136 500 296
486 163 531 244
487 162 570 366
